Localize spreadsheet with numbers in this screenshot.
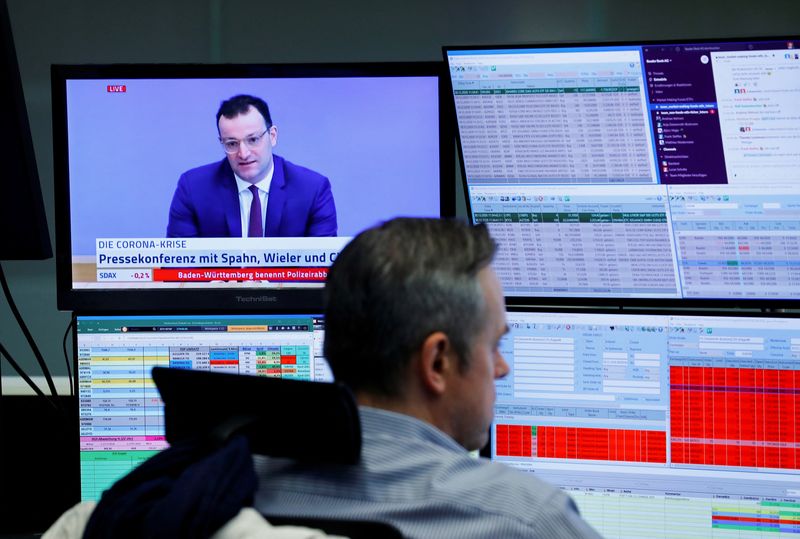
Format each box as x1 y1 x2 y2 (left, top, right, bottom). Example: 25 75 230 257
455 76 654 184
76 314 330 501
495 311 800 538
447 40 800 301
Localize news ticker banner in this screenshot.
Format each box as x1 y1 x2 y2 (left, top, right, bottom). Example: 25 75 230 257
94 237 351 283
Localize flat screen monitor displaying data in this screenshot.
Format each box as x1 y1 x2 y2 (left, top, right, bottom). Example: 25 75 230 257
54 63 453 312
75 313 330 501
445 38 800 306
495 309 800 537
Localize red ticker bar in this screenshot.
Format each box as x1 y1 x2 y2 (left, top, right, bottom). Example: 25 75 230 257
152 267 328 282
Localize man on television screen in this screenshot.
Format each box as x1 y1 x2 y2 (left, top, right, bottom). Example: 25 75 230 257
167 94 337 238
254 218 601 538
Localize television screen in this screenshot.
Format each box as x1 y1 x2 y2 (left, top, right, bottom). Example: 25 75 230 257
53 63 453 312
495 308 800 538
75 312 330 501
445 37 800 306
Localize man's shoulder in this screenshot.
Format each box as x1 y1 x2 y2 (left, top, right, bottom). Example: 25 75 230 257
360 411 568 510
256 409 598 537
275 155 327 183
456 455 564 502
421 445 566 503
359 432 591 536
179 159 230 183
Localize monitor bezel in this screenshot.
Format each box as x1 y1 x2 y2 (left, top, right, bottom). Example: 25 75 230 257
444 36 800 309
54 62 455 313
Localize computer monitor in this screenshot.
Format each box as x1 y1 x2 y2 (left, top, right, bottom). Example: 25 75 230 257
54 62 453 312
445 37 800 306
495 308 800 537
75 312 330 501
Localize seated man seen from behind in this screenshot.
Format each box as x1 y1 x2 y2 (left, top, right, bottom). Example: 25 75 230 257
254 217 602 539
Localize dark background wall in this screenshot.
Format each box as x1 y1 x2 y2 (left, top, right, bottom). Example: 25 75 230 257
2 0 799 381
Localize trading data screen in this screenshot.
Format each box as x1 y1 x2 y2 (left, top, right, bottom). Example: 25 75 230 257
447 38 800 302
496 311 800 538
76 313 330 501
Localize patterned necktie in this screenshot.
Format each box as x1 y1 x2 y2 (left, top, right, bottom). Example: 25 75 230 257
247 185 263 237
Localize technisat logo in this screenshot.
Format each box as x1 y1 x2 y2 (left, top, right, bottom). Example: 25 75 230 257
235 295 277 303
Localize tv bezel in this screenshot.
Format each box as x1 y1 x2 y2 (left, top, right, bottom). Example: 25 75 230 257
53 62 455 313
444 36 800 309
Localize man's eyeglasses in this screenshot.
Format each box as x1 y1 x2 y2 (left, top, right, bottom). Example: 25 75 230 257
219 128 270 154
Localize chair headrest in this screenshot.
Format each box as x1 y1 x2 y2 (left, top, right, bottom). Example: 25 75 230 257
152 367 361 465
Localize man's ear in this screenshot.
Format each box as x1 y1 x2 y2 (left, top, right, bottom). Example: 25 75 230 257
269 125 278 147
416 331 456 396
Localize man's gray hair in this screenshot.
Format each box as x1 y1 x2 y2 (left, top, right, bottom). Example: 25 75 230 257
323 217 497 397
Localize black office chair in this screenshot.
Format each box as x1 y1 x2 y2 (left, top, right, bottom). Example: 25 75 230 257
84 367 402 539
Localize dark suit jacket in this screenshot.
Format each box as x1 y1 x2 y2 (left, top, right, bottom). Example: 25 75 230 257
167 155 337 237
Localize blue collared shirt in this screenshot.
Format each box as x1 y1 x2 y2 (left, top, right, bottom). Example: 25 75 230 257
254 406 602 538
